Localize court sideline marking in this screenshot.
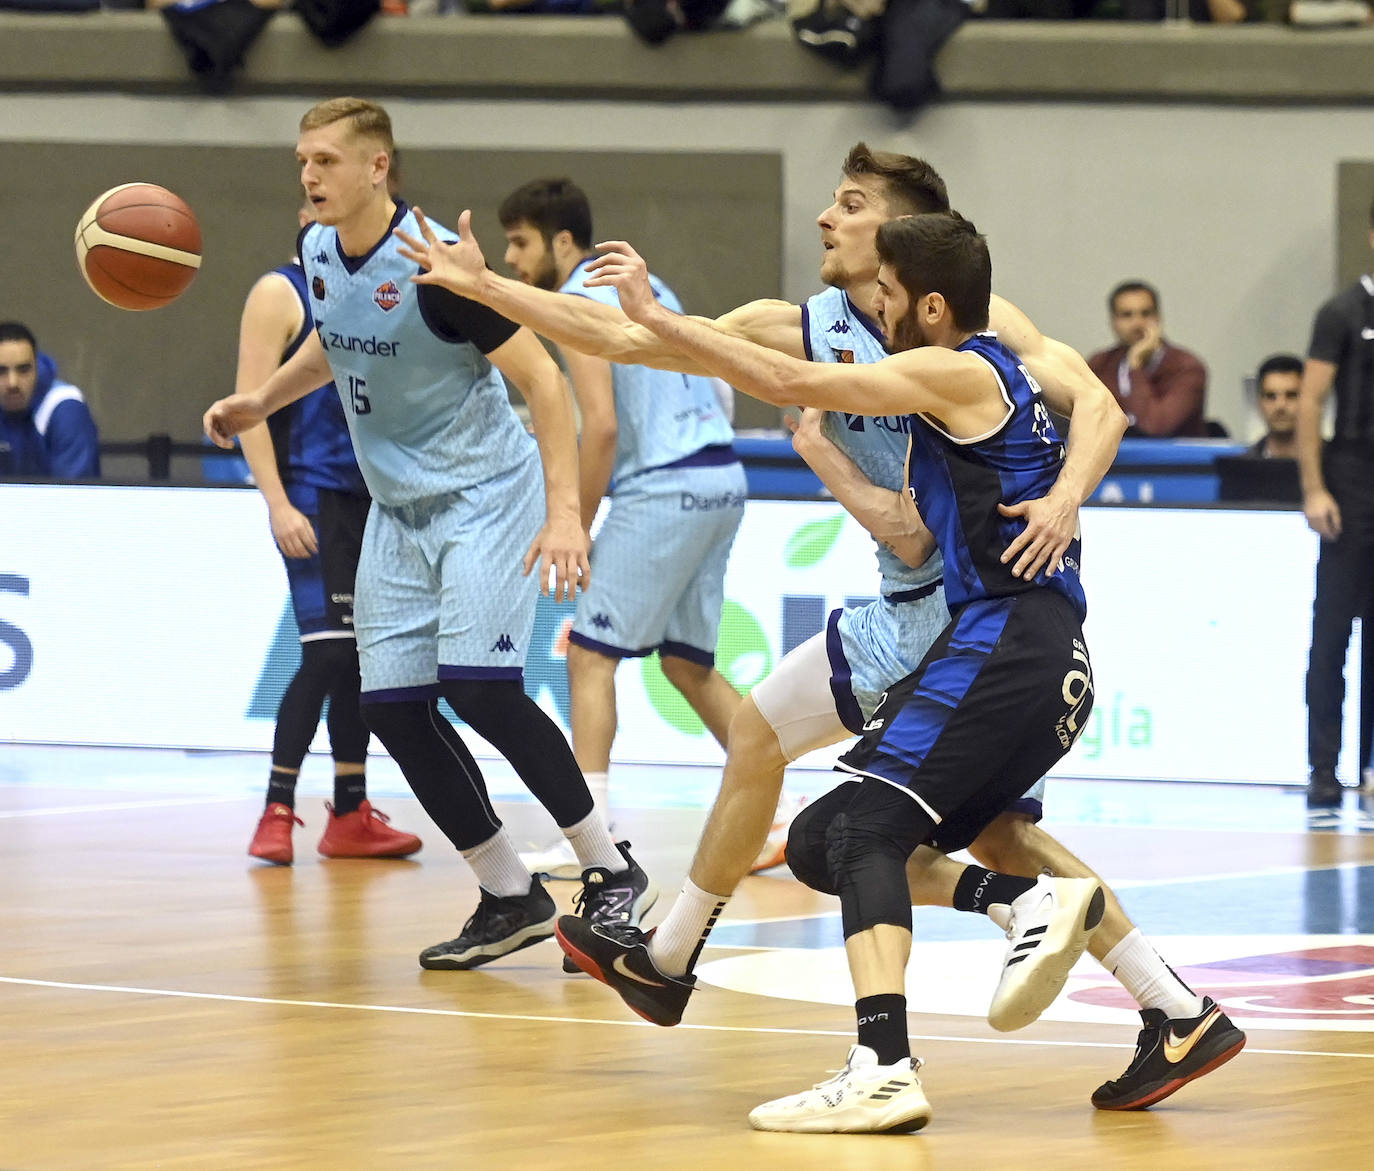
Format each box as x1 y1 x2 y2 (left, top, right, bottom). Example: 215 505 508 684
1 975 1369 1061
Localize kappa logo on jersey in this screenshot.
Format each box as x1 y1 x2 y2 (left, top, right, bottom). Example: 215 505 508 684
490 633 516 653
373 280 402 313
313 251 330 266
590 613 613 631
312 276 326 301
826 320 852 335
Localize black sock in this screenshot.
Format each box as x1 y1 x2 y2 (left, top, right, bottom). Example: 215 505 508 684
855 994 909 1065
952 866 1037 916
332 774 366 816
266 768 296 810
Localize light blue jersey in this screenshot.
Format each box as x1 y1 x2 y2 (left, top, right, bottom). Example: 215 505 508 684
561 258 733 483
802 286 944 598
300 203 535 507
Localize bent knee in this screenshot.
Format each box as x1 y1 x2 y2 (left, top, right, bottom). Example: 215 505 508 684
727 696 786 765
659 653 710 693
967 812 1042 877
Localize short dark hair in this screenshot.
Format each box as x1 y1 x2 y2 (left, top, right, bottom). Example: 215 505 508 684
1109 280 1159 315
0 322 36 351
1257 353 1303 384
498 178 593 250
875 212 991 333
842 143 950 217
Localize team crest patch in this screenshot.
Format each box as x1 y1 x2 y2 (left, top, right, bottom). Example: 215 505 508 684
312 276 326 301
831 347 855 363
373 280 402 312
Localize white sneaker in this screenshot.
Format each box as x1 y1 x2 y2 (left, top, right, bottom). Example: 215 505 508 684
750 791 807 874
1290 0 1370 25
518 837 582 882
748 1045 931 1134
988 874 1105 1032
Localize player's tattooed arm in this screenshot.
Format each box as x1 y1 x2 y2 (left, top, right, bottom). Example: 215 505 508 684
788 408 935 570
988 295 1128 579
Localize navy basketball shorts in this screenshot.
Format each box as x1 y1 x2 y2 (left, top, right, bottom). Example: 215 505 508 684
836 589 1093 854
283 487 369 641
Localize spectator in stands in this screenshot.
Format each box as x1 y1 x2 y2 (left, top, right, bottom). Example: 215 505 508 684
0 321 100 479
1250 353 1301 459
1087 280 1209 439
1297 203 1374 810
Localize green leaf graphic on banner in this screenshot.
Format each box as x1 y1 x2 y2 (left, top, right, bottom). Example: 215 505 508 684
642 600 773 736
784 515 843 568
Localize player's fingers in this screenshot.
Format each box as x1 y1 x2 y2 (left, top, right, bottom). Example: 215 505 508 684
999 527 1032 564
457 208 472 240
414 207 437 244
997 501 1026 518
521 539 539 577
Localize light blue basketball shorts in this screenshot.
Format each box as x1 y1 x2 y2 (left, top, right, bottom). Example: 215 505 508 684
569 460 747 665
829 585 1047 815
354 455 543 699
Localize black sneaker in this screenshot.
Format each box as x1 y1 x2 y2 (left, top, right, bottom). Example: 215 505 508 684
560 841 658 973
1091 996 1246 1110
791 3 879 69
418 878 557 971
555 917 695 1026
1307 768 1344 810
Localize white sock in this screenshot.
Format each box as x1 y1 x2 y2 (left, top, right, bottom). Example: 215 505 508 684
461 828 533 898
1102 928 1206 1019
648 877 729 977
583 771 610 827
564 808 626 873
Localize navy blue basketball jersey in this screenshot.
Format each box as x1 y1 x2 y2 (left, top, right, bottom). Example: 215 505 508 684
906 333 1086 618
266 262 367 507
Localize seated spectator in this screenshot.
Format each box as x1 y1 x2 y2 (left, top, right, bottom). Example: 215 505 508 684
1087 280 1209 439
0 322 101 479
1250 352 1302 459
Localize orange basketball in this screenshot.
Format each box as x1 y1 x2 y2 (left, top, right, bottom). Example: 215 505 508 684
74 183 202 311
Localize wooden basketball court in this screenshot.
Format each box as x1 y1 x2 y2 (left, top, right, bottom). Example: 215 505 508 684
3 749 1373 1169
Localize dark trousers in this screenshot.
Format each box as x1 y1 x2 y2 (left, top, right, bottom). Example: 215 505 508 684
1307 447 1374 774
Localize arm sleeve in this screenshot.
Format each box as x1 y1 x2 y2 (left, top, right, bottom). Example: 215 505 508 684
1308 300 1348 366
44 400 101 479
418 282 521 354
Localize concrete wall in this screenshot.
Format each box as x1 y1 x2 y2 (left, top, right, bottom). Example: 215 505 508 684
3 18 1372 445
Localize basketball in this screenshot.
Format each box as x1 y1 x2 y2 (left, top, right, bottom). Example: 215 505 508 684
74 183 202 311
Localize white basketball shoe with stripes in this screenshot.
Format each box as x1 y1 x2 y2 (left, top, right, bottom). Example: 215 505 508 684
988 874 1105 1032
747 1045 932 1134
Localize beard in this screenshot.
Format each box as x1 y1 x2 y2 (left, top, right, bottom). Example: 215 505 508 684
531 253 561 291
887 308 930 354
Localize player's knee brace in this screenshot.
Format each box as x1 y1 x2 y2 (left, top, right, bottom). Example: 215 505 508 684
825 786 935 939
786 799 841 895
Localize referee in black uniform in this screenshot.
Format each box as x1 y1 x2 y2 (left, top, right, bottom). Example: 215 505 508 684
1298 194 1374 810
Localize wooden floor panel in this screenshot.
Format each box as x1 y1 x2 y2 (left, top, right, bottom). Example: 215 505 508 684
2 780 1372 1169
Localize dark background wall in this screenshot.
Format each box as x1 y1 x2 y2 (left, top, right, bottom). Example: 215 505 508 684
0 143 782 442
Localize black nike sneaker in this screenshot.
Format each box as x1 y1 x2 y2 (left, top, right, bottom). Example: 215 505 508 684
1091 996 1246 1110
555 917 696 1026
559 841 659 974
418 878 557 971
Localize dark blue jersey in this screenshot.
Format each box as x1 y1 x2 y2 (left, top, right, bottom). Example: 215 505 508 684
266 262 367 509
906 332 1086 619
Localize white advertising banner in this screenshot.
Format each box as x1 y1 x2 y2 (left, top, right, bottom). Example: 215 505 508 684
0 485 1351 784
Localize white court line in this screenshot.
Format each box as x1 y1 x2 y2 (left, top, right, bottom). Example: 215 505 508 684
0 796 242 819
1 975 1370 1061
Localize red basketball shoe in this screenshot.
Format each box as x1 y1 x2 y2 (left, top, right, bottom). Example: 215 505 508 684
248 802 304 866
317 800 422 859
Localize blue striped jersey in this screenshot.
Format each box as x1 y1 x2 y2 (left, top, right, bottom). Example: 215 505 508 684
906 332 1086 618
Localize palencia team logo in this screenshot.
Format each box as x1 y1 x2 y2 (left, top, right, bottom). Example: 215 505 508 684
373 280 402 312
312 276 326 300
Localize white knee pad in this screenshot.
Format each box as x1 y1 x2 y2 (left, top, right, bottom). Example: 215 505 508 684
749 630 849 762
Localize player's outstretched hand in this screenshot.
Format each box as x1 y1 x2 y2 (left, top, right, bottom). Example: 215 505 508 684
523 515 591 603
204 394 266 448
585 241 661 326
395 208 486 298
998 491 1077 580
